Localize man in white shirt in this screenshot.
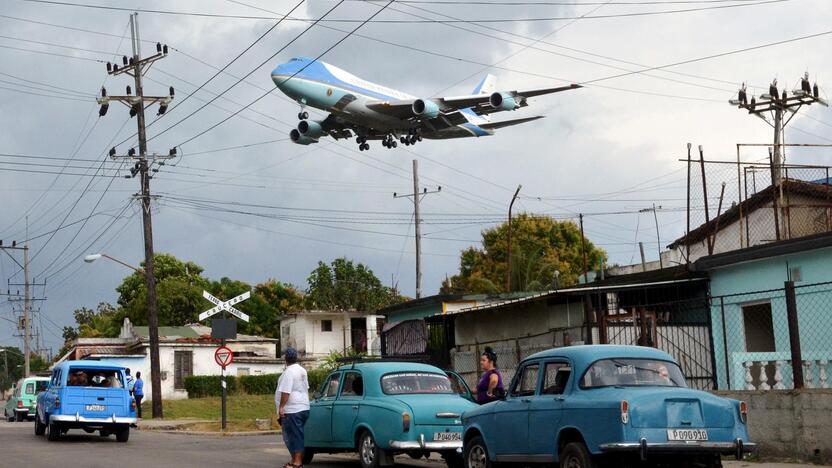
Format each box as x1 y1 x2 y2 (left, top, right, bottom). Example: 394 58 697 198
276 347 310 468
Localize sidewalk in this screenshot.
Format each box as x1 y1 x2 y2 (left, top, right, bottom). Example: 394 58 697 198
138 418 281 436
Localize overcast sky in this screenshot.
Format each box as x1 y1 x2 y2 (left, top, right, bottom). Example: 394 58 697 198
1 0 830 353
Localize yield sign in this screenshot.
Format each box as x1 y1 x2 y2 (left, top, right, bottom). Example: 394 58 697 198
199 290 251 322
214 345 234 369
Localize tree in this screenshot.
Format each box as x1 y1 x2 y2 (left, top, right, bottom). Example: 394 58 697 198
0 347 49 391
441 214 606 294
206 277 304 338
306 258 404 311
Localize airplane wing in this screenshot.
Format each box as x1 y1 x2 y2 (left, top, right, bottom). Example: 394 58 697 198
479 116 544 130
365 84 581 119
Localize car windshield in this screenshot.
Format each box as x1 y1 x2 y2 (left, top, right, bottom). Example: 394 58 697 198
67 368 124 388
580 358 687 388
381 372 455 395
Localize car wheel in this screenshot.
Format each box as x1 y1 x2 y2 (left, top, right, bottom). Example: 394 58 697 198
5 409 13 423
559 442 596 468
302 449 315 465
46 418 61 441
465 436 492 468
116 426 130 443
34 413 46 436
359 431 381 468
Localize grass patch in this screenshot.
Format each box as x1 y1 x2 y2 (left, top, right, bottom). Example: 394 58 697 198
143 393 277 423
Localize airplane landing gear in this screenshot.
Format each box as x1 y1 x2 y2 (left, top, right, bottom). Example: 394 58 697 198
297 111 309 120
401 129 421 146
382 135 398 149
356 136 370 151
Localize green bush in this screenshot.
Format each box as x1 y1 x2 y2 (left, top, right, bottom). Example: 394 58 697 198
239 374 280 395
184 375 238 398
307 367 329 395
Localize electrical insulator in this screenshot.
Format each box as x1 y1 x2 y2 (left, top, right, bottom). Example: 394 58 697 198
109 147 116 157
126 85 132 95
156 42 162 53
12 241 16 247
130 105 138 118
163 44 168 54
98 103 109 117
113 63 119 72
128 148 136 157
750 96 756 111
158 103 168 115
106 62 112 73
782 89 788 101
122 56 128 66
101 87 107 97
169 86 175 97
814 83 820 98
169 147 177 156
124 175 131 179
129 57 135 66
0 240 3 246
152 168 159 173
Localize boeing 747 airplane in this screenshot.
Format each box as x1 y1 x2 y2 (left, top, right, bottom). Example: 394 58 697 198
271 57 580 151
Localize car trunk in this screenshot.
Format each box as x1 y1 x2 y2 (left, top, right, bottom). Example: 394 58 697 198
627 388 734 429
64 387 129 418
392 394 473 425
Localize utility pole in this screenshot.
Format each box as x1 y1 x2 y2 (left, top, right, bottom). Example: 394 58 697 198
730 74 827 185
638 242 647 272
506 185 522 293
0 238 40 378
96 13 174 419
393 160 440 299
579 214 588 284
639 205 663 268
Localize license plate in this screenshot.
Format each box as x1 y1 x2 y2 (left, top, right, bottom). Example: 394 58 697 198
667 429 708 441
433 432 461 441
85 404 106 412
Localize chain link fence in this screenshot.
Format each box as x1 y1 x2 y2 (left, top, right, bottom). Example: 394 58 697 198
713 280 832 390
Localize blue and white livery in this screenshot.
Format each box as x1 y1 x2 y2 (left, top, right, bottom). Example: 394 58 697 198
271 57 580 151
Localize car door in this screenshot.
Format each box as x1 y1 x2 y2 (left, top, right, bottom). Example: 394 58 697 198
446 370 474 402
492 361 540 459
306 371 341 446
332 371 364 447
528 360 572 459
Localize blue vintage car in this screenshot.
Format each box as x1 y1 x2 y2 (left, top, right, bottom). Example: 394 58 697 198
305 361 477 468
35 360 137 442
462 345 756 468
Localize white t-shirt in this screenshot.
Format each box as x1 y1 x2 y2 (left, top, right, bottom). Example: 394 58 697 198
276 363 310 414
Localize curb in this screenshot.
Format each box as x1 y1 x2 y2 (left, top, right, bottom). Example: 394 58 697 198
141 428 281 437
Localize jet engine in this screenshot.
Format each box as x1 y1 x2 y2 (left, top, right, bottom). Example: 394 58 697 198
412 99 440 119
290 129 316 145
489 92 519 111
298 120 326 138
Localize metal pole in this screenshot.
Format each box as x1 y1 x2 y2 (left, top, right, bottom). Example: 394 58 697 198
23 242 30 377
768 148 782 241
221 338 227 431
412 160 422 299
720 297 730 389
131 13 163 418
699 145 711 253
772 108 783 186
651 204 662 268
686 143 692 263
710 183 726 255
743 167 751 245
784 281 804 389
736 144 744 249
639 242 647 271
506 184 522 292
579 214 588 284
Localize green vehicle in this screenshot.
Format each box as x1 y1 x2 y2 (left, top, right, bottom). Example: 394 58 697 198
4 377 49 422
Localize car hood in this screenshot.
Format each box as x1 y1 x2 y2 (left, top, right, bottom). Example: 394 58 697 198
589 386 736 429
391 394 477 425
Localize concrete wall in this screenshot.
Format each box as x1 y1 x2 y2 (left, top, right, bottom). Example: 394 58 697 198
707 246 832 389
715 389 832 464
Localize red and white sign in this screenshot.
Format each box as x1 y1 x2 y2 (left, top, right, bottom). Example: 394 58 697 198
214 346 234 369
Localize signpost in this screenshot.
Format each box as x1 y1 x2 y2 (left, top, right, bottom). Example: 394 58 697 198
200 290 250 431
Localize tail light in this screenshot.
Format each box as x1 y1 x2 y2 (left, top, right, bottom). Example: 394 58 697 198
131 399 137 411
620 400 630 424
402 412 411 432
17 400 23 408
739 401 748 424
54 397 60 409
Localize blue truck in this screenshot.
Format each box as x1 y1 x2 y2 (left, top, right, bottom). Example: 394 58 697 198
35 360 137 442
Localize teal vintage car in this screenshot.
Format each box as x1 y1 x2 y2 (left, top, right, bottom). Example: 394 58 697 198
304 361 477 468
4 377 49 422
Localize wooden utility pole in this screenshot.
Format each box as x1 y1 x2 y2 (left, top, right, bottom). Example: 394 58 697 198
97 13 174 418
579 214 588 284
506 185 522 292
393 160 440 299
23 242 30 377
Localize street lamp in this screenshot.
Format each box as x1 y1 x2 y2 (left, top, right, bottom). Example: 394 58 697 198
84 253 144 274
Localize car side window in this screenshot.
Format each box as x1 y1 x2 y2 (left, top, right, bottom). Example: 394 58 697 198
340 372 364 397
511 363 539 397
541 362 571 395
323 372 341 398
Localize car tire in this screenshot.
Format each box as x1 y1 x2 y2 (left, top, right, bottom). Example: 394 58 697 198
46 418 61 441
559 442 596 468
358 431 382 468
302 449 315 465
5 409 13 423
116 427 130 443
15 412 24 422
465 436 492 468
34 414 46 436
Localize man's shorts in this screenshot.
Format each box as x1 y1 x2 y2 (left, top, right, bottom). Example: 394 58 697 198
282 410 310 454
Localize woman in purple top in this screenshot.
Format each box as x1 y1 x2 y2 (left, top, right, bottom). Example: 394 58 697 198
474 347 504 404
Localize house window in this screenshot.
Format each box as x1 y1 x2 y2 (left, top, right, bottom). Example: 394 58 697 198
321 320 333 332
174 350 193 390
742 302 776 352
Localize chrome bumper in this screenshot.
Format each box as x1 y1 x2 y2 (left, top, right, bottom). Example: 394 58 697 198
389 433 462 451
51 413 137 424
600 438 757 461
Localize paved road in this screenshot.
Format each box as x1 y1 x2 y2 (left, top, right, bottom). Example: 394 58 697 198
0 419 824 468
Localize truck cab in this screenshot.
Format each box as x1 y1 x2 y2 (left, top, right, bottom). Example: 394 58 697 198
35 361 137 442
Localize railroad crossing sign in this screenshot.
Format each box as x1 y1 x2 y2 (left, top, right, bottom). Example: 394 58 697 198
214 345 234 369
199 290 251 322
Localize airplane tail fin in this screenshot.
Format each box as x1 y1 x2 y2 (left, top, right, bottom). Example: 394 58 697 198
472 74 497 95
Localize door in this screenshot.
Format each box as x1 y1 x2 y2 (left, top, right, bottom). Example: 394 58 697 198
493 362 539 459
351 318 367 353
528 361 571 458
446 370 474 402
306 372 341 446
332 371 364 446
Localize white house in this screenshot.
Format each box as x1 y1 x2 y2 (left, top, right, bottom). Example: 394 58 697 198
279 310 384 366
57 319 283 401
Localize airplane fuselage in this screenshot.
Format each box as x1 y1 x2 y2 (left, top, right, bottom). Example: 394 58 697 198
271 58 490 139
